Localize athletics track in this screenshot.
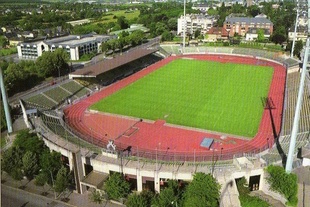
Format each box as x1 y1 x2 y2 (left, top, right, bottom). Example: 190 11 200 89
64 54 286 161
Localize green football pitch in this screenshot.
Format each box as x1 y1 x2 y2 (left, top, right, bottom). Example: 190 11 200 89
90 59 274 137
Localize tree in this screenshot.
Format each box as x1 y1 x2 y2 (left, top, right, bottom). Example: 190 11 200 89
266 165 298 206
293 40 304 59
167 18 177 31
40 151 62 185
101 42 109 55
1 146 24 174
1 100 8 132
194 29 201 39
183 172 220 207
117 16 129 30
161 31 173 42
54 166 70 198
271 26 286 45
257 29 265 43
36 48 69 78
153 180 182 207
0 35 8 48
22 151 40 180
13 129 47 157
90 190 106 205
104 172 131 201
126 190 153 207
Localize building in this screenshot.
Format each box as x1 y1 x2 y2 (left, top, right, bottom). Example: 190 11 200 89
288 26 308 42
223 14 273 37
205 27 229 42
110 24 149 35
66 19 92 26
245 28 271 41
17 33 116 60
177 14 216 36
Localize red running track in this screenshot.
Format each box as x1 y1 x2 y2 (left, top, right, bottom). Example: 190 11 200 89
64 54 286 161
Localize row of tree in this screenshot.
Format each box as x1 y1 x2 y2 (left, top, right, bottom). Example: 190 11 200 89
91 171 221 207
1 129 72 198
101 30 145 55
1 48 69 97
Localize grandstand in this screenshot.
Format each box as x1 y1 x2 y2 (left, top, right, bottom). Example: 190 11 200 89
262 70 310 164
23 80 93 110
160 45 299 67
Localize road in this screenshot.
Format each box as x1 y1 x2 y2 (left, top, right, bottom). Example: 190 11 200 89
1 185 72 207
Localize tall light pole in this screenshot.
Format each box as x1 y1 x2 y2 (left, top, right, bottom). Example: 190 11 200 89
291 0 299 58
0 67 12 133
286 37 310 173
183 0 186 53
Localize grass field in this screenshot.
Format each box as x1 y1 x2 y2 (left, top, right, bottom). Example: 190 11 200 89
96 10 140 24
90 59 274 137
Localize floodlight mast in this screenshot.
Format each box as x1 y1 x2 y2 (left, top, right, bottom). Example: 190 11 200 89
0 67 13 133
285 0 310 173
183 0 186 53
291 0 299 58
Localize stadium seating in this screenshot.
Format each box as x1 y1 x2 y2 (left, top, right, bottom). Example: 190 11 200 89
25 93 58 109
281 72 310 136
40 112 101 153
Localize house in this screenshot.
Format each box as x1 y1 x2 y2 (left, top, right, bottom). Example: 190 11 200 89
204 27 229 42
192 3 211 13
245 28 271 41
223 14 273 37
17 31 38 39
177 14 216 36
17 33 116 60
288 26 307 42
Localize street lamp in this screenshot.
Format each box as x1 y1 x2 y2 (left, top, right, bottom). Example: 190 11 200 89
49 170 57 199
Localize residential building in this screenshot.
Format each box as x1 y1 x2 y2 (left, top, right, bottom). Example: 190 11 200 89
223 14 273 37
245 28 271 41
17 33 116 60
288 26 307 42
205 27 229 42
177 14 216 36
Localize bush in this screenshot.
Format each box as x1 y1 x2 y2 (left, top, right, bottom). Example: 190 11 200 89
239 194 269 207
266 165 298 206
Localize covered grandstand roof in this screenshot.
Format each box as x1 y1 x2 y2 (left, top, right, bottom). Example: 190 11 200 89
69 47 159 79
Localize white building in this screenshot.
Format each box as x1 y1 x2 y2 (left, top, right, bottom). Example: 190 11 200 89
17 34 116 61
177 14 216 36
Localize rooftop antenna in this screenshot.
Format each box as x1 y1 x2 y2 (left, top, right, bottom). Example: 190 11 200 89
0 67 13 133
285 0 310 173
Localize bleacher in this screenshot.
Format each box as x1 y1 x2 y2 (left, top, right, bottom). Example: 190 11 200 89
43 87 72 104
23 80 93 110
96 53 163 86
262 71 310 164
262 132 310 164
24 93 57 110
40 112 101 153
281 72 310 136
60 81 91 99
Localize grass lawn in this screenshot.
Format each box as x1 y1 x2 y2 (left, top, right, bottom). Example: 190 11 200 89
90 59 273 137
0 47 17 56
96 10 140 24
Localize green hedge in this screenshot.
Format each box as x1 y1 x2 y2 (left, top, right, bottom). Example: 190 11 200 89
266 165 298 206
236 177 270 207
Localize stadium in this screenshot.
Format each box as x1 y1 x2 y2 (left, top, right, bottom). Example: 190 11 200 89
19 43 310 203
64 53 285 161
